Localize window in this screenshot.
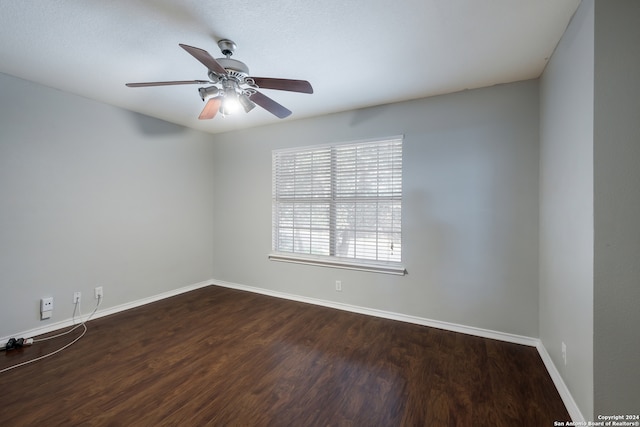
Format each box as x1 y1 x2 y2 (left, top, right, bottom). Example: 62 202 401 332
270 137 404 275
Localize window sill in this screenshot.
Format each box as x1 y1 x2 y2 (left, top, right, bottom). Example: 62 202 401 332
268 253 406 276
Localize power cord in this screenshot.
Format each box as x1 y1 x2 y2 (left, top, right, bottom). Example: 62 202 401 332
1 297 82 351
0 295 102 374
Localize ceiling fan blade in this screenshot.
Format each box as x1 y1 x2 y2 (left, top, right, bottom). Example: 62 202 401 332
198 98 222 120
126 80 210 87
250 77 313 94
179 43 227 76
249 91 292 119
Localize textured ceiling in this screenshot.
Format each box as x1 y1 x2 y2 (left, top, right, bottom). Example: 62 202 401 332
0 0 581 134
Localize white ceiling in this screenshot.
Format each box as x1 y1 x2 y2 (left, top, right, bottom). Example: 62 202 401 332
0 0 581 134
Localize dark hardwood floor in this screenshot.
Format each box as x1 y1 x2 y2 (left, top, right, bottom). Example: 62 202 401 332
0 286 569 426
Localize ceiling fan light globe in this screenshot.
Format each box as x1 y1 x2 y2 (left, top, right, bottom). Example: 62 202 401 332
220 96 242 115
198 86 219 101
239 94 256 113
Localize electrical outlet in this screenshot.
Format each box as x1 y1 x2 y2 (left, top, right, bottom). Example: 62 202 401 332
95 286 103 300
41 297 53 311
40 297 53 320
73 292 81 303
335 280 342 292
562 342 567 365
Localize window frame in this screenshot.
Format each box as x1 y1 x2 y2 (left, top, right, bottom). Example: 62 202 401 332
269 136 406 275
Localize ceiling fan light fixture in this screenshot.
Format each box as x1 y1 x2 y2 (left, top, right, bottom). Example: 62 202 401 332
239 93 256 113
198 86 219 101
219 93 242 116
218 79 243 115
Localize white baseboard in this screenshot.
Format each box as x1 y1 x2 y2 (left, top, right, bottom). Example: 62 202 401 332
87 279 213 321
536 342 585 423
211 279 539 346
0 279 213 344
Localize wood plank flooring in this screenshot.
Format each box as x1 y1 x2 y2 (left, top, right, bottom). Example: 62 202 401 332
0 286 569 426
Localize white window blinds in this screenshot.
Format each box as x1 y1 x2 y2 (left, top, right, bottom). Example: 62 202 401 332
271 137 403 273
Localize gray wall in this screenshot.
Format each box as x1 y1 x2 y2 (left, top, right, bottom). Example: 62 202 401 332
539 0 595 419
593 0 640 415
212 80 540 337
540 0 640 417
0 73 215 337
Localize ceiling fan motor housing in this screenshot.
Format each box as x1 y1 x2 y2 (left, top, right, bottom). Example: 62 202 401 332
215 58 250 81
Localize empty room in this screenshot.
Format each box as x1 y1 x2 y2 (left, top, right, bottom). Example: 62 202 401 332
1 1 638 425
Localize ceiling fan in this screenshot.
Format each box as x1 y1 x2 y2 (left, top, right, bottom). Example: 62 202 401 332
126 39 313 120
